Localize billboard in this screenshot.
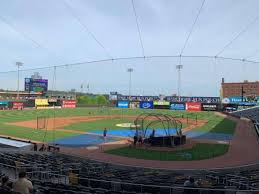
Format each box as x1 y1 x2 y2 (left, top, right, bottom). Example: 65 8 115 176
153 101 170 106
0 101 8 108
154 101 170 109
170 103 185 110
222 96 258 105
117 95 160 101
201 103 219 111
12 102 24 109
165 96 220 103
117 101 129 108
62 100 76 108
129 102 140 109
186 102 201 111
139 101 154 109
35 99 49 106
25 78 48 93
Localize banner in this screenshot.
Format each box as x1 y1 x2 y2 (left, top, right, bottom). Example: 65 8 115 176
62 100 76 108
12 102 24 109
36 106 62 110
201 103 219 111
117 95 160 101
35 99 49 106
165 96 220 103
186 102 201 111
129 102 140 109
0 101 8 106
153 101 170 106
170 103 185 110
139 101 154 109
117 101 129 108
222 96 259 105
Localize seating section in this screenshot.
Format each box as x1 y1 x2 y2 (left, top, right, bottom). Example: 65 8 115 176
1 152 259 193
231 106 259 137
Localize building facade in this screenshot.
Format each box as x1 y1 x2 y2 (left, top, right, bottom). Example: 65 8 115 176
221 78 259 98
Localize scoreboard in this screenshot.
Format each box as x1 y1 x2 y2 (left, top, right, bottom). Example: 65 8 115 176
24 78 48 93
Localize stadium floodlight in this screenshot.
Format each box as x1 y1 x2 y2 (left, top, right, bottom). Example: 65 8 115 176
127 68 133 96
15 62 23 99
176 65 183 99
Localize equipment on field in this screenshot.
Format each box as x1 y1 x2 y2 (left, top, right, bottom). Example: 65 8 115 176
131 113 186 147
37 116 47 130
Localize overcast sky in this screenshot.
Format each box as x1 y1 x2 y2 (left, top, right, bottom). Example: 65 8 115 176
0 0 259 96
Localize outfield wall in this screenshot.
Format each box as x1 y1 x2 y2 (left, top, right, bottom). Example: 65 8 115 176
117 100 220 112
0 99 77 110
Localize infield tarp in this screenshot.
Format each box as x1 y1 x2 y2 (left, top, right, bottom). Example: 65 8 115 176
51 134 122 148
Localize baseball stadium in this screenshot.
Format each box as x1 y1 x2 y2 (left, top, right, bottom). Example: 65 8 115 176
1 1 259 194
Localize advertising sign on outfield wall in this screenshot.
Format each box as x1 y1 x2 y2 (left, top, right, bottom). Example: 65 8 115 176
186 102 201 111
12 102 24 109
129 102 140 109
165 96 220 103
117 101 129 108
139 101 154 109
62 100 76 108
35 99 49 106
153 101 170 109
153 101 170 106
118 95 160 101
170 103 185 110
201 103 219 111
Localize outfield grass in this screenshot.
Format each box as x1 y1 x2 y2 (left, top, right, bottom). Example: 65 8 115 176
63 117 188 132
193 117 236 135
0 108 235 142
63 118 134 131
106 143 229 161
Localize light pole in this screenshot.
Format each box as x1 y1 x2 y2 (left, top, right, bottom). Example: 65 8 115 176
127 68 133 96
176 64 183 100
16 62 23 99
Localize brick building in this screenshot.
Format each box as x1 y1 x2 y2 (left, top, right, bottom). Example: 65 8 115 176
221 78 259 98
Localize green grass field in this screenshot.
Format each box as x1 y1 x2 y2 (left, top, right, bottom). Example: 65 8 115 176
106 143 229 161
0 108 236 142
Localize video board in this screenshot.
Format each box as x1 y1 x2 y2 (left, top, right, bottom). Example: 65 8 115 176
24 78 48 93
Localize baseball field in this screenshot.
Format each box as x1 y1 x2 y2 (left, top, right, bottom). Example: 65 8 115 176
0 108 237 161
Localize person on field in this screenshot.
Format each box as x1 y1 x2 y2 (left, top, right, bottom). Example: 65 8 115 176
103 128 107 143
13 171 33 194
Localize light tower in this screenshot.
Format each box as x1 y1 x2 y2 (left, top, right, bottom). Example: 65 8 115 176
15 62 23 99
176 64 183 99
127 68 133 96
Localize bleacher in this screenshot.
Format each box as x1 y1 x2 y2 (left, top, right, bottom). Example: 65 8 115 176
1 152 259 193
231 106 259 137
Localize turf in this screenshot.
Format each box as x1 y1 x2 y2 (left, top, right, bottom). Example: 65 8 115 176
193 117 236 135
63 118 187 132
63 118 134 131
106 143 229 161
